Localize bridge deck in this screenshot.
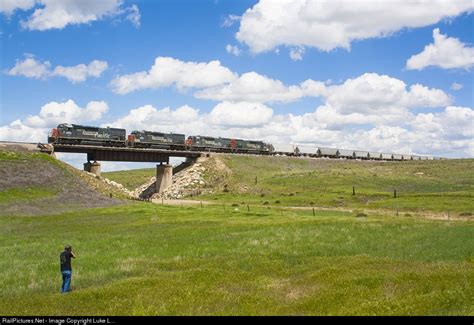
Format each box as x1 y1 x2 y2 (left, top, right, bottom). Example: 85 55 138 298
50 144 203 162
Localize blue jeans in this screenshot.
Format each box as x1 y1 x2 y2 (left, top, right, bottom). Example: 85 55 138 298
61 270 72 293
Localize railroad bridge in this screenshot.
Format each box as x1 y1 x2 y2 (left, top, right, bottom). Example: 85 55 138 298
40 143 205 194
35 142 439 194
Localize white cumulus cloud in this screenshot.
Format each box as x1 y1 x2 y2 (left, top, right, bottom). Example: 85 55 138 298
110 57 238 94
23 99 108 128
0 0 36 15
125 4 140 28
7 55 108 83
406 28 474 70
226 44 241 56
52 60 108 83
105 105 200 131
7 56 51 79
411 106 474 139
451 82 463 91
289 47 305 61
221 14 240 28
0 119 47 143
236 0 474 54
208 101 273 127
0 0 141 30
195 71 326 103
0 99 108 142
306 73 451 130
323 73 451 113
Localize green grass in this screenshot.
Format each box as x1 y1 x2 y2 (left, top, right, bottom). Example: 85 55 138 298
196 156 474 214
1 150 472 315
103 168 155 190
0 202 472 315
101 156 474 214
0 187 56 203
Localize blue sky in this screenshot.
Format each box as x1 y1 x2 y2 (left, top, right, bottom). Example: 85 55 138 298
0 0 473 169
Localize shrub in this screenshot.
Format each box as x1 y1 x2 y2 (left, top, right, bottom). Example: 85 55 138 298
275 200 281 204
459 212 472 216
354 210 367 218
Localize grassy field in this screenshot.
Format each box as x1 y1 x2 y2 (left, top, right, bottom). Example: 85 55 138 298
1 150 473 315
0 202 473 315
203 156 474 214
104 155 474 215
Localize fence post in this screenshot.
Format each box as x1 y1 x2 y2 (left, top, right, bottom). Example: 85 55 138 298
312 207 315 216
352 186 355 195
255 176 258 184
247 204 250 212
200 201 203 208
394 189 397 198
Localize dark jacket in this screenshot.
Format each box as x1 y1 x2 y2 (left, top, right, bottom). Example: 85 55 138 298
60 250 74 272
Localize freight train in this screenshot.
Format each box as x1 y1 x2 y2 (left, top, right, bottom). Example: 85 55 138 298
47 123 435 160
48 123 275 154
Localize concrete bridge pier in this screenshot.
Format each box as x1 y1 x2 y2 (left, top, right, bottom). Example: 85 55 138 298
156 163 173 193
84 161 101 176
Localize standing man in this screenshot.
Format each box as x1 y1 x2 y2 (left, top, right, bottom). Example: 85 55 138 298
60 245 76 293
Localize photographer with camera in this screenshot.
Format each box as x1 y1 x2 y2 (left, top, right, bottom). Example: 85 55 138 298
60 245 76 293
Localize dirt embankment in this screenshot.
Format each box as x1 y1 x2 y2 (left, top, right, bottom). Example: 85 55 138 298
122 157 212 200
118 156 232 200
0 146 124 216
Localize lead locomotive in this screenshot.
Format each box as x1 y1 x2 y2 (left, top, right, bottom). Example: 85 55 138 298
48 123 126 147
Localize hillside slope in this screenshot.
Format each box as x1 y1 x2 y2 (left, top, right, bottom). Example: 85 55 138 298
199 155 474 214
105 154 474 215
0 146 127 216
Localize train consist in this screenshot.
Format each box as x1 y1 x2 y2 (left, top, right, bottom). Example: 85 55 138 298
47 123 437 160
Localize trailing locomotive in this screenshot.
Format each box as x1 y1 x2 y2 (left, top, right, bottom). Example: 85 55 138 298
186 135 274 154
128 130 186 150
48 123 126 147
